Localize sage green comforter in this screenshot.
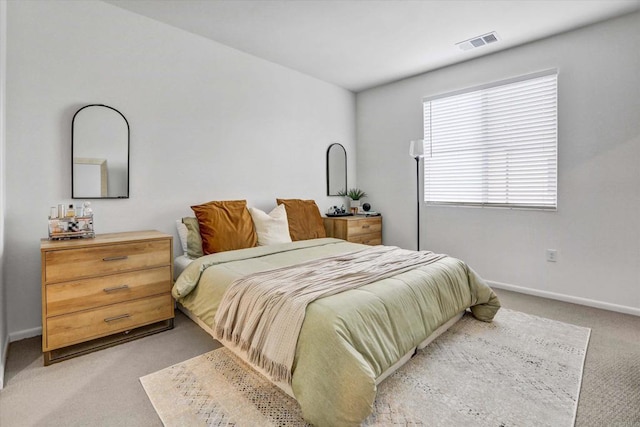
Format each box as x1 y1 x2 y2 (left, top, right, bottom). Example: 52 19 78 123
172 238 500 426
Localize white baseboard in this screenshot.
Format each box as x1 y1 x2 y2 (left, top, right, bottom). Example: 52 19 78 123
2 280 638 379
9 326 42 343
1 333 9 390
488 280 640 317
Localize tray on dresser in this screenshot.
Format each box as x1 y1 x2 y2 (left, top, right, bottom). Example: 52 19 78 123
48 215 95 240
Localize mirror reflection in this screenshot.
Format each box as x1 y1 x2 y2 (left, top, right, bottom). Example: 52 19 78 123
72 104 129 199
327 143 347 196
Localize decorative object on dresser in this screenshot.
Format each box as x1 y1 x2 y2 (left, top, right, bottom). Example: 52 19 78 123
48 201 95 240
337 187 368 214
359 202 380 216
323 215 382 245
40 230 174 365
326 204 350 217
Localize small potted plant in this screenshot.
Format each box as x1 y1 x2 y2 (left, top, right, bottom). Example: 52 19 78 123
338 188 368 214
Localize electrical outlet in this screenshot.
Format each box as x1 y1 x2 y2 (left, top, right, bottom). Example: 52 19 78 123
546 249 558 262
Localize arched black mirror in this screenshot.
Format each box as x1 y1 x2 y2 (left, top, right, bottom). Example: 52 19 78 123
326 143 347 196
72 104 129 199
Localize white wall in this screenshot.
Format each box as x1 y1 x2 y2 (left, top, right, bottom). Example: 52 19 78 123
0 0 8 389
357 12 640 314
5 0 355 338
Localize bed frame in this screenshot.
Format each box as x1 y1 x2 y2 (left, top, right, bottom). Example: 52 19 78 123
177 302 464 398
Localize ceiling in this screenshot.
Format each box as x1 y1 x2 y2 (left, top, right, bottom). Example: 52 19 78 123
105 0 640 92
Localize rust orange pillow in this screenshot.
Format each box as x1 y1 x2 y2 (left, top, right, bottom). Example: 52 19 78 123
191 200 257 254
276 199 326 241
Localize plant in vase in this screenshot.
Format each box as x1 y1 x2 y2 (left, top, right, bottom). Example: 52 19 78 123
338 188 368 214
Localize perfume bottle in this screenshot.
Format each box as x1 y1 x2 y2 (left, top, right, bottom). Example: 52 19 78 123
66 204 75 217
83 201 93 216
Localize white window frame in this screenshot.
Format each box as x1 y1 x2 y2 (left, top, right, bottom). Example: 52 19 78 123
422 69 558 210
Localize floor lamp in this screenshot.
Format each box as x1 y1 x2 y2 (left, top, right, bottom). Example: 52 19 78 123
409 140 425 251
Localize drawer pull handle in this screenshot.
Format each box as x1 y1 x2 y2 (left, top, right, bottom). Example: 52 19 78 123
104 314 131 323
103 284 130 293
103 255 128 262
362 225 370 229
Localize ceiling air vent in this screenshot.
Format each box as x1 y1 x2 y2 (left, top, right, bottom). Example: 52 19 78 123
456 32 499 51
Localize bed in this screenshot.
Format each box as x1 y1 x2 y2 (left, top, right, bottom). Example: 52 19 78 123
172 199 500 426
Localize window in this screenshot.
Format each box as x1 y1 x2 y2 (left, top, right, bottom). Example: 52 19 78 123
423 70 557 210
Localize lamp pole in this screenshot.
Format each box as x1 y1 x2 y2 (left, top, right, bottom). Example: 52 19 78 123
415 156 420 251
409 139 425 252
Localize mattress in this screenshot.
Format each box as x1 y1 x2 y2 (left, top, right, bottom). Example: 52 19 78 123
173 254 193 279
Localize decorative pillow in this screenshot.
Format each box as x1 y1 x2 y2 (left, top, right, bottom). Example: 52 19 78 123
249 205 292 246
276 199 327 241
175 219 189 254
191 200 257 254
182 217 204 259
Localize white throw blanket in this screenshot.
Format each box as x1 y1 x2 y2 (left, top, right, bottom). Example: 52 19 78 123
213 246 446 384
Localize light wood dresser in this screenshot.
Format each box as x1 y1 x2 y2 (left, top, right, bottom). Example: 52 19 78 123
323 215 382 246
40 230 174 365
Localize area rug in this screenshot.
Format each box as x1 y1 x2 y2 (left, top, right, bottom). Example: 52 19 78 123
140 308 590 426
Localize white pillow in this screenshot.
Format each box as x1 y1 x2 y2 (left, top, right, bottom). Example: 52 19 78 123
175 219 189 254
249 205 292 246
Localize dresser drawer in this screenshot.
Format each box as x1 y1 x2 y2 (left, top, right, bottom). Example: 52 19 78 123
347 218 382 237
349 233 382 246
44 240 171 283
45 266 171 317
324 216 383 246
45 293 174 350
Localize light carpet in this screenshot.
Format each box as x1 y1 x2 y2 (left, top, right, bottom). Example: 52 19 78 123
140 308 590 426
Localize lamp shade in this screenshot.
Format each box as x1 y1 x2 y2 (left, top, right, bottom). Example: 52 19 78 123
409 139 425 158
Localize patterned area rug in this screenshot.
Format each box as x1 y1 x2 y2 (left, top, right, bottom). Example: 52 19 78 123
140 308 590 426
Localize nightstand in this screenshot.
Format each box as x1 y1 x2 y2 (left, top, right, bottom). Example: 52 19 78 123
323 215 382 245
40 230 174 365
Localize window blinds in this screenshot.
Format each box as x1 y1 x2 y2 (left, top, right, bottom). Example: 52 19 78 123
423 70 558 210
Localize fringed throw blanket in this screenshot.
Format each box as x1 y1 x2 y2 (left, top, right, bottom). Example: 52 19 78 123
213 245 447 384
